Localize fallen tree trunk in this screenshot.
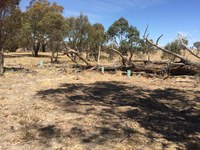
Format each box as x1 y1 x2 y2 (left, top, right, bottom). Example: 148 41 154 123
168 64 199 76
134 62 199 76
96 61 199 76
62 39 199 76
140 30 200 78
67 59 199 77
132 60 170 65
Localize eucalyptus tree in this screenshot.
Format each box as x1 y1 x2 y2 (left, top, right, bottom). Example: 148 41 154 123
20 14 32 51
107 17 140 65
0 0 20 75
3 8 22 52
107 17 129 51
65 13 91 52
24 0 64 57
64 14 106 65
40 8 65 62
87 23 105 62
64 13 92 63
25 0 50 56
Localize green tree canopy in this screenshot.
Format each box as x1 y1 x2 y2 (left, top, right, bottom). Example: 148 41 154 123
0 0 20 51
3 8 22 52
107 17 140 55
194 42 200 50
0 0 20 74
162 39 188 61
23 0 64 56
65 13 91 52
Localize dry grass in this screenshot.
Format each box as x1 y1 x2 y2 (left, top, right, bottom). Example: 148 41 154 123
0 52 200 150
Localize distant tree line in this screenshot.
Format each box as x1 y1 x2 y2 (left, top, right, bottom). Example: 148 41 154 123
0 0 200 74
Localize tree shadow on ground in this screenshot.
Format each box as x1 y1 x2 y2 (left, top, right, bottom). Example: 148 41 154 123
20 123 62 148
4 67 37 73
5 53 52 58
36 81 200 148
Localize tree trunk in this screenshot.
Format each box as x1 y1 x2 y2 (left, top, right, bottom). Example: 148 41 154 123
33 42 40 57
0 51 4 75
111 48 135 67
111 48 127 66
62 42 91 66
147 51 150 62
51 49 58 63
42 43 46 52
51 41 59 63
68 49 91 66
51 50 58 63
98 62 199 76
129 52 133 63
196 49 200 56
97 46 101 65
86 51 90 61
41 39 48 52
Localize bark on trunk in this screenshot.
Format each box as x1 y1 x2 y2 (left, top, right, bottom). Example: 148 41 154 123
51 41 59 63
111 48 135 67
97 46 101 65
0 51 4 75
144 36 200 67
68 49 91 66
63 42 92 66
42 43 46 52
98 62 199 76
51 49 58 63
147 51 150 62
86 50 90 61
33 42 40 57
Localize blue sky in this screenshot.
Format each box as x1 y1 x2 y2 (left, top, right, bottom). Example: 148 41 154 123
20 0 200 46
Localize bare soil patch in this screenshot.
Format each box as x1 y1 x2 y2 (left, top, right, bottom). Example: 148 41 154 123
0 52 200 150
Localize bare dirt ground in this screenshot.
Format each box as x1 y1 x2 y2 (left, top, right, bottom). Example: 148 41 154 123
0 52 200 150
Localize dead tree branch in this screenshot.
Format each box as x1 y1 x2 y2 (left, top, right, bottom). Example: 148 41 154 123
68 49 92 66
111 48 127 66
111 48 126 61
143 36 200 66
110 42 136 67
156 34 163 45
143 25 149 38
178 34 200 60
62 42 91 66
